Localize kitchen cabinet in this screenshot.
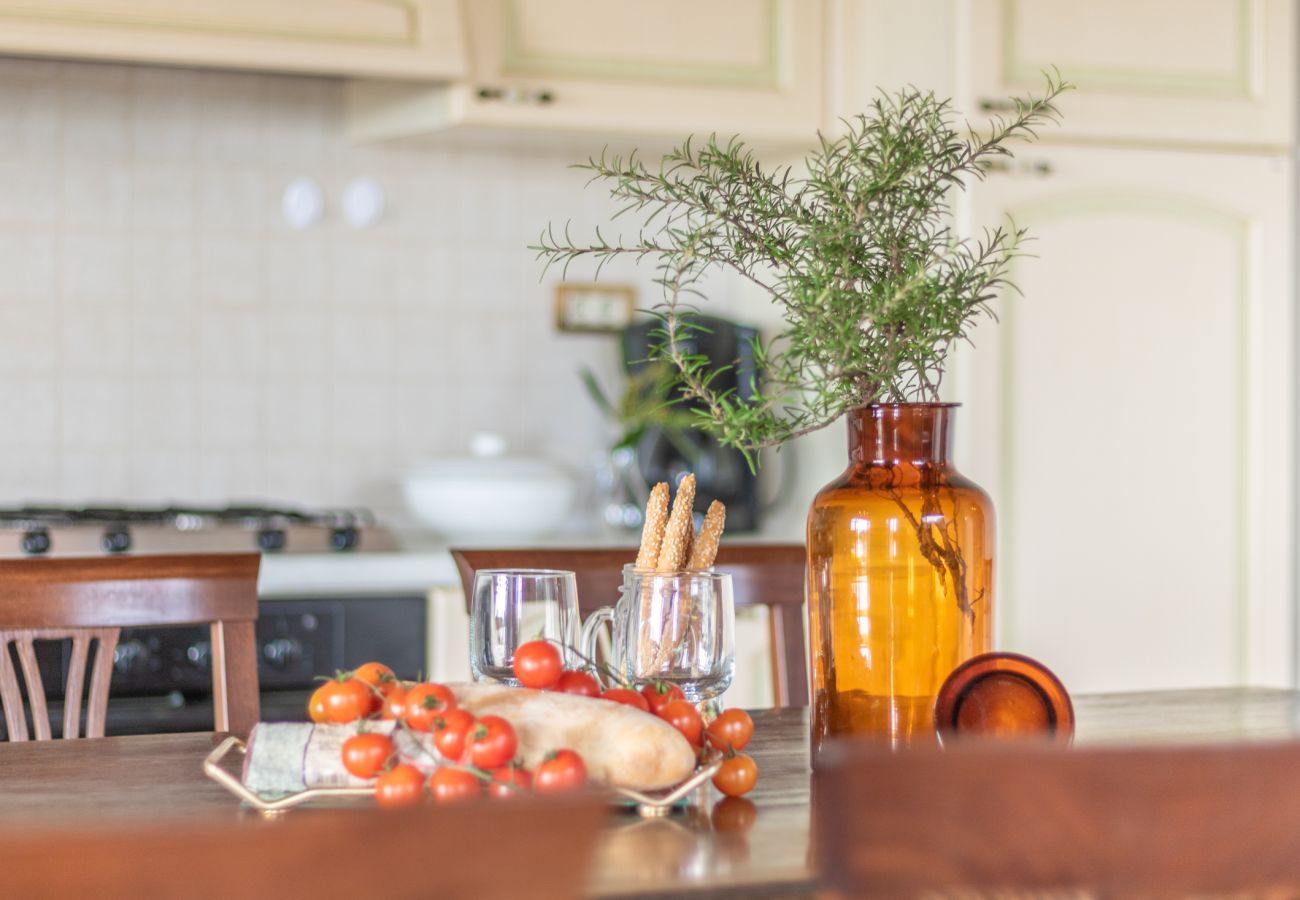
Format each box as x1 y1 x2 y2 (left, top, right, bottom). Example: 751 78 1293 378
346 0 824 144
963 0 1296 148
0 0 466 79
951 143 1294 693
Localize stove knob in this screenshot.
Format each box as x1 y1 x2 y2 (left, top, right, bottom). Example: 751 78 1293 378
102 528 131 554
330 526 360 552
186 640 211 670
113 639 150 675
262 638 301 669
21 529 51 555
256 528 286 552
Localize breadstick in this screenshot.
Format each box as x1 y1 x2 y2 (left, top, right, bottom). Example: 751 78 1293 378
654 474 696 573
635 482 670 570
687 501 725 569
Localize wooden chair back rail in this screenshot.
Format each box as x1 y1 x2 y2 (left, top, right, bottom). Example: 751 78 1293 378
0 554 261 741
0 628 119 740
451 544 808 707
814 739 1300 896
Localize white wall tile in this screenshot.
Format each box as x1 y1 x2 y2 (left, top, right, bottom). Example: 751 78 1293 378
0 378 58 448
198 164 266 230
0 159 60 226
60 451 129 500
63 163 131 228
199 378 263 449
0 66 60 159
132 234 194 307
198 236 264 306
62 309 128 373
0 299 58 373
0 448 61 501
200 309 266 376
130 67 198 162
0 229 57 301
61 65 130 159
61 377 129 448
127 448 199 498
130 307 195 374
131 163 195 229
129 376 197 449
62 231 130 305
265 379 327 448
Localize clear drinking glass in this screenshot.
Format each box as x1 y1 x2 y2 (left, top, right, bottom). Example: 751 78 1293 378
580 565 735 704
470 569 579 685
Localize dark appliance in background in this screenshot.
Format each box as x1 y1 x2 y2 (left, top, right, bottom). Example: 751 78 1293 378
624 315 762 532
0 505 424 739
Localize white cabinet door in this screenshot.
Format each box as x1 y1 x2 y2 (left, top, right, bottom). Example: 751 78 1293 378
0 0 466 79
348 0 823 144
952 143 1294 692
963 0 1295 148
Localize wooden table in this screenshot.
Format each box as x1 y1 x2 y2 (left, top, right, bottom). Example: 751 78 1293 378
2 688 1299 898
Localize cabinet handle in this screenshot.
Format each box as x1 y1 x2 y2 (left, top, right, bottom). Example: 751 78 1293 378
477 86 556 106
977 159 1053 176
978 97 1021 113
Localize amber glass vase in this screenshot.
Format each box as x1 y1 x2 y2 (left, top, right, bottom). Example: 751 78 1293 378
807 403 994 759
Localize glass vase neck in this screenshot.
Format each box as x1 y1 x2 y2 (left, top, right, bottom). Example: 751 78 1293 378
847 403 957 467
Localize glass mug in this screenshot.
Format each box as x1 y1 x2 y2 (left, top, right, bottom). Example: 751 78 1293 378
580 565 735 704
469 569 579 685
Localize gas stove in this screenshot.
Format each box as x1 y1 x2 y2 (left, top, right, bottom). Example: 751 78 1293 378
0 504 400 557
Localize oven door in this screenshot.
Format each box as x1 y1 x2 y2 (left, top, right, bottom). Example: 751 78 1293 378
0 594 427 738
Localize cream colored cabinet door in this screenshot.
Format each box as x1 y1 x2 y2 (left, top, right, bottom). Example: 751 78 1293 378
0 0 466 79
348 0 823 143
962 0 1295 148
952 143 1294 693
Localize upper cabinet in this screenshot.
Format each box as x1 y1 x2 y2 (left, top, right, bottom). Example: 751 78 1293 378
0 0 467 79
346 0 824 143
964 0 1296 148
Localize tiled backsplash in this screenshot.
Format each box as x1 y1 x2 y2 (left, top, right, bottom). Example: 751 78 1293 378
0 57 746 520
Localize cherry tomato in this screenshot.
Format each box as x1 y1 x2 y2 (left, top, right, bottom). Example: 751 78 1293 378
554 670 601 698
658 699 704 747
712 753 758 798
640 681 686 714
467 715 518 769
600 688 650 712
307 684 330 723
429 767 482 804
317 678 373 725
513 640 563 690
341 732 395 780
375 763 425 808
381 685 408 721
711 796 758 832
352 661 398 715
403 682 457 732
487 764 533 799
431 708 476 762
706 709 754 752
534 749 587 794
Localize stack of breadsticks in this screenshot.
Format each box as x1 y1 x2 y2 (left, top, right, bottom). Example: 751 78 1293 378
634 474 725 572
631 475 724 678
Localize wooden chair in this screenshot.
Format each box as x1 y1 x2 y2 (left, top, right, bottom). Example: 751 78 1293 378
0 793 607 900
0 553 261 740
814 738 1300 896
451 544 808 706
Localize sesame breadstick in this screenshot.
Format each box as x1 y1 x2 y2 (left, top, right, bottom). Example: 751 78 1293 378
687 501 726 569
654 475 696 573
635 482 670 570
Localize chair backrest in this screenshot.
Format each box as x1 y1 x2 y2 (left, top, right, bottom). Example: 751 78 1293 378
0 553 261 740
814 738 1300 896
450 544 808 706
0 793 607 900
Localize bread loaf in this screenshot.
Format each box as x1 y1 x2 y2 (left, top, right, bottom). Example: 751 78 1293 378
450 682 697 790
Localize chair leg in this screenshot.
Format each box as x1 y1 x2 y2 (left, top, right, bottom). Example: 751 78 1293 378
767 604 810 708
210 620 260 735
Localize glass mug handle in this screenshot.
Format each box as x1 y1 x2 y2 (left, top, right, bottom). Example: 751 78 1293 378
579 606 614 672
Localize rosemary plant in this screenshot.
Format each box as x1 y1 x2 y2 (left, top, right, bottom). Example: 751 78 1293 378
536 74 1069 464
